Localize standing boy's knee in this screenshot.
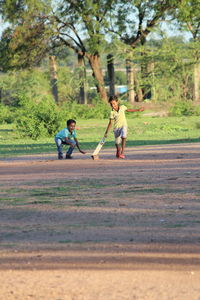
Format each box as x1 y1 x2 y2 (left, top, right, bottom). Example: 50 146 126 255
115 136 122 145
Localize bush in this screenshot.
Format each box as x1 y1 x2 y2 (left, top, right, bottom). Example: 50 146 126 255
36 98 62 135
0 104 16 124
194 105 200 116
169 100 195 116
16 116 48 139
60 100 110 120
16 96 63 139
13 92 111 139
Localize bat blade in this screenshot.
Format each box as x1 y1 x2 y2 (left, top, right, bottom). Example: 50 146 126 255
92 137 105 156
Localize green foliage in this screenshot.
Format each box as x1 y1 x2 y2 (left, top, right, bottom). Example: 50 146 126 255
104 71 126 86
115 71 127 85
114 32 198 102
176 0 200 40
15 100 110 139
171 101 200 118
134 37 194 102
16 97 63 139
0 104 15 124
194 106 200 116
0 28 14 72
61 99 110 120
0 0 52 69
57 66 80 103
169 100 195 116
0 66 110 139
0 66 81 107
0 69 51 106
4 93 110 139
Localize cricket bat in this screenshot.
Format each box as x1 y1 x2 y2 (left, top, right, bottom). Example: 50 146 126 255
91 137 106 160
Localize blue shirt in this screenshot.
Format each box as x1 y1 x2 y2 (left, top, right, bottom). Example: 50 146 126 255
56 128 77 141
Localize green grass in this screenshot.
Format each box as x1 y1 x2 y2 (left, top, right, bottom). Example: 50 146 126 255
118 187 184 195
0 116 200 157
0 178 110 207
0 177 195 209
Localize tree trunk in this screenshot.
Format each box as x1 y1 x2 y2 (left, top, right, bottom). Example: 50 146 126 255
49 55 58 103
126 58 135 104
147 61 155 100
78 54 87 104
134 71 143 102
88 54 108 102
136 86 143 102
193 60 200 102
107 54 115 97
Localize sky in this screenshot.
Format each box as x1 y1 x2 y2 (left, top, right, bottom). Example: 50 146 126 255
0 16 8 36
0 14 192 41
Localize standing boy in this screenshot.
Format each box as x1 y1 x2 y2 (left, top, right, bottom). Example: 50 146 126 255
104 95 143 159
55 119 86 159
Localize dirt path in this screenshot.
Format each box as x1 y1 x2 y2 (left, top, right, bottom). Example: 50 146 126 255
0 143 200 300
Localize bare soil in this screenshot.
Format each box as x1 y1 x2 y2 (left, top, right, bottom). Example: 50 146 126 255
0 143 200 300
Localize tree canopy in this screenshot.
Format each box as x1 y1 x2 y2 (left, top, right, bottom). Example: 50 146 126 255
0 0 199 101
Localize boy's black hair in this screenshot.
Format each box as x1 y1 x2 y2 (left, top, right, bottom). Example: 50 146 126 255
67 119 76 126
108 95 118 103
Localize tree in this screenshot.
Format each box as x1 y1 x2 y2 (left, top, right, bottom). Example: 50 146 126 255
147 37 194 102
109 0 187 102
0 0 117 102
175 0 200 101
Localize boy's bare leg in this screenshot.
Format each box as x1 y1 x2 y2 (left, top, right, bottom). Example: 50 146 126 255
121 138 126 155
115 144 121 158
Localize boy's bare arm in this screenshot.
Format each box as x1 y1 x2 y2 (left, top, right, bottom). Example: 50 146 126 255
104 119 113 137
74 138 86 154
127 107 144 112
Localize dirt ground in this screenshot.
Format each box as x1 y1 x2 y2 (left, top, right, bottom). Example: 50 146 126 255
0 143 200 300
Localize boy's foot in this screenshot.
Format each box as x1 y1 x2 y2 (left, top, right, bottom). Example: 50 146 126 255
119 154 125 159
58 154 63 160
65 154 73 159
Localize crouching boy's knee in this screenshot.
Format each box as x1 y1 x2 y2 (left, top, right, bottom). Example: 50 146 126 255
71 140 76 148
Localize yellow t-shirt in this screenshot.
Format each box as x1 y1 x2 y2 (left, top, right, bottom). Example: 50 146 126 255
110 105 127 129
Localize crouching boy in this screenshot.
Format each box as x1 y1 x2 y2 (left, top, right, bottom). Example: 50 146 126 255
55 119 86 159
